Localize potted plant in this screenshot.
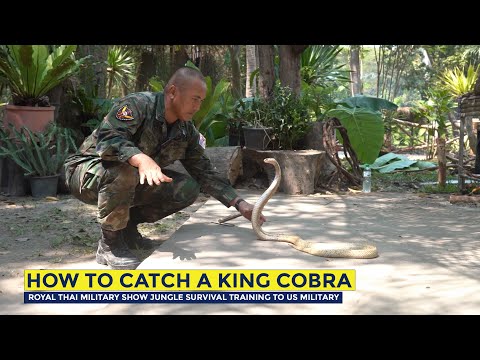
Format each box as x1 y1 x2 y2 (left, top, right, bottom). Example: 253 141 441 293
0 123 78 197
0 45 91 133
262 84 316 151
232 97 274 150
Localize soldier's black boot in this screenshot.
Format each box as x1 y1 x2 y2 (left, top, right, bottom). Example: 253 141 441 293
96 228 141 269
123 221 154 250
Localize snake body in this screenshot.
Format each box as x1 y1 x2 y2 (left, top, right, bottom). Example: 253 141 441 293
251 158 378 259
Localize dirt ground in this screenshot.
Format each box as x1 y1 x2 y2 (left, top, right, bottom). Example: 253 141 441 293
0 178 476 290
0 192 210 281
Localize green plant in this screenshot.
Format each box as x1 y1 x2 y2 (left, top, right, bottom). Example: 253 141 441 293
301 45 351 87
186 60 234 146
439 64 479 97
231 97 265 128
0 123 78 176
0 45 91 106
326 95 398 165
106 46 136 99
262 85 315 150
69 86 113 134
300 82 338 121
231 85 317 150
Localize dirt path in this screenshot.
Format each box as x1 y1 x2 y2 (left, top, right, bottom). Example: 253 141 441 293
0 193 210 281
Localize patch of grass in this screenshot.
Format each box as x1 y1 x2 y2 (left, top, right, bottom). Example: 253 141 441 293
420 183 458 193
374 170 443 184
50 257 64 263
173 211 190 220
70 234 97 247
153 223 173 232
50 236 69 248
372 170 458 193
8 224 26 236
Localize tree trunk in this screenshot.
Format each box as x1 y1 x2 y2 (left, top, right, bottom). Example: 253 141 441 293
228 45 242 99
465 116 477 154
169 45 175 77
121 74 129 97
136 49 156 92
77 45 107 98
246 45 257 97
349 45 363 96
279 45 308 97
257 45 275 101
437 137 447 188
173 45 188 74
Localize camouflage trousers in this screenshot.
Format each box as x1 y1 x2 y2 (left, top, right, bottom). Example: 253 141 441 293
65 160 200 231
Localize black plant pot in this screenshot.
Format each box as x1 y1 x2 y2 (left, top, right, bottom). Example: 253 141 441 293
243 127 273 150
29 175 59 198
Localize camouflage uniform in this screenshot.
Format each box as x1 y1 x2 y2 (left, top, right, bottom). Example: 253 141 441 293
64 91 238 232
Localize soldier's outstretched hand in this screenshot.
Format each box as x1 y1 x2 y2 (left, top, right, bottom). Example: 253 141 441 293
128 153 173 186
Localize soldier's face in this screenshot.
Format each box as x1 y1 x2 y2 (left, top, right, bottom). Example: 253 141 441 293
173 79 206 121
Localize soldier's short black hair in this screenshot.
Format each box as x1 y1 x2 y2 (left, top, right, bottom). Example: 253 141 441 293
166 67 205 92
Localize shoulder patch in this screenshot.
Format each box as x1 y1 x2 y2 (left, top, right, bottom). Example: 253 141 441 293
115 105 135 121
199 133 206 149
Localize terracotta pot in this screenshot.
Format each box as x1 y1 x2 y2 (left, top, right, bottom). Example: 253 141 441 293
4 105 55 133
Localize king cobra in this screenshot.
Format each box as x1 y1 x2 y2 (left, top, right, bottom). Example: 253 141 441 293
251 158 378 259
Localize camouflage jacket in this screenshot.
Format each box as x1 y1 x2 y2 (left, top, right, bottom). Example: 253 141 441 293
64 91 237 206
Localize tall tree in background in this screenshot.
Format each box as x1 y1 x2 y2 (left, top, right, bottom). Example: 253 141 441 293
349 45 363 95
135 45 157 92
172 45 188 75
279 45 308 96
77 45 107 98
246 45 257 97
257 45 275 101
228 45 242 99
374 45 416 101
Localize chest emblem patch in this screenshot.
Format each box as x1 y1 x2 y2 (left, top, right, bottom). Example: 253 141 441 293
115 105 134 120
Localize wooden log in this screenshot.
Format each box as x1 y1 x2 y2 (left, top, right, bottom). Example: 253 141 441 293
449 195 480 204
164 146 242 186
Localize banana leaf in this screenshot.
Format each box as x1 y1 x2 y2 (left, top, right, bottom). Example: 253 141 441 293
377 159 417 173
371 152 409 168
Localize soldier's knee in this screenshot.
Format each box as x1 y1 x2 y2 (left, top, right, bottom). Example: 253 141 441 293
174 177 200 205
103 163 139 191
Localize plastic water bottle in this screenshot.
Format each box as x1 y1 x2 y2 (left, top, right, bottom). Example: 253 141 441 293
362 165 371 193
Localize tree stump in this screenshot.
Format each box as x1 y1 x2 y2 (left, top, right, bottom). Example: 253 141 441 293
243 149 324 195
